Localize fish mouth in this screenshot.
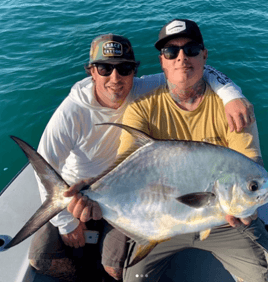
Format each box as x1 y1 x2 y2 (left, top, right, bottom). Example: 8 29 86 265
256 191 268 204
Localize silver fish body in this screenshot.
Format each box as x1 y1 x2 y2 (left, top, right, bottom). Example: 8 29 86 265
83 138 268 242
3 124 268 259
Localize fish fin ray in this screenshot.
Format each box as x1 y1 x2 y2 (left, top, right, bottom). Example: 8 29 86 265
10 136 69 195
199 229 212 241
176 192 216 208
96 123 154 147
4 198 66 249
127 238 171 268
88 123 155 191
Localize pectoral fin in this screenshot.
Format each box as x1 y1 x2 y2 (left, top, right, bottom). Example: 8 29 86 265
176 192 216 208
199 229 211 241
127 238 170 268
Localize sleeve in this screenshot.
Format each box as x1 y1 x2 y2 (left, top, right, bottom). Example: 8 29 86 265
36 106 80 235
203 65 245 105
118 102 150 156
227 121 262 160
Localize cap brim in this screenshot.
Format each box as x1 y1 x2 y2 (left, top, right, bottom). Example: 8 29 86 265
89 58 138 65
155 33 201 50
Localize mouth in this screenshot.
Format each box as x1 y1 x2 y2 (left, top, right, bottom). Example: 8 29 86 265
176 66 192 71
108 85 124 92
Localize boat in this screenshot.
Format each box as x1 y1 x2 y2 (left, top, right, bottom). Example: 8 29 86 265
1 162 268 281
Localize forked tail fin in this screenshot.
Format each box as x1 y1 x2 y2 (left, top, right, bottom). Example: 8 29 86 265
3 136 70 249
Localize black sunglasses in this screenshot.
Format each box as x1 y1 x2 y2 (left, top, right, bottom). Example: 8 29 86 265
161 42 204 60
93 62 136 77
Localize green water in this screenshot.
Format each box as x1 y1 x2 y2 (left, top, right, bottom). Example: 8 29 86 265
1 0 268 191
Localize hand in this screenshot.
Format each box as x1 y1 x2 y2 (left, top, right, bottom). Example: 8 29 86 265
61 221 87 248
225 98 255 132
64 179 102 222
226 211 258 228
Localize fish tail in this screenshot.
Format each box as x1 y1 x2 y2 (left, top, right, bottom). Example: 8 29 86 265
4 137 71 250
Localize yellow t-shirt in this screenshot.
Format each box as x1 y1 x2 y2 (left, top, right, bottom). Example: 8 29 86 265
118 84 261 160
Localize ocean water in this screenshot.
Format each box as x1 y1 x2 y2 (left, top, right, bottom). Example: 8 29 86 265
1 0 268 191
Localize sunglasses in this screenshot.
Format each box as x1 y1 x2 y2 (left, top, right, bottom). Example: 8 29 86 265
93 62 136 77
161 42 204 60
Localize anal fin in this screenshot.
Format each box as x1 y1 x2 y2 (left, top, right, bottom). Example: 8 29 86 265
127 238 171 268
199 229 211 241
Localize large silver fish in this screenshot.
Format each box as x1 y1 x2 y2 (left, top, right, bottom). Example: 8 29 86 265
3 123 268 266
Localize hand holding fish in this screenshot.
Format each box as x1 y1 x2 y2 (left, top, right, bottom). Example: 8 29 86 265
64 179 102 222
225 211 258 228
225 98 255 132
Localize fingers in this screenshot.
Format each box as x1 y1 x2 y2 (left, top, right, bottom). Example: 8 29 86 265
80 204 92 222
234 114 246 133
226 211 258 228
243 99 255 125
92 201 102 220
225 98 255 133
225 215 242 228
64 179 90 197
240 211 258 226
67 194 102 222
67 193 83 213
240 217 252 226
80 199 102 222
61 222 86 248
72 196 89 219
61 232 82 248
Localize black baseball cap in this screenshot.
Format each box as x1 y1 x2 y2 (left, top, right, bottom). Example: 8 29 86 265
155 19 204 50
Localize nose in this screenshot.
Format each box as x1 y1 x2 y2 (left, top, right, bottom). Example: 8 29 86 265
109 68 121 81
177 49 188 61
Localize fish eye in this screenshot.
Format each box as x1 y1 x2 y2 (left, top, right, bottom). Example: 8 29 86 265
248 181 259 192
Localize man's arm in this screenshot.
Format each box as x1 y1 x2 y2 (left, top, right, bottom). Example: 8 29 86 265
203 65 255 132
135 66 254 132
36 105 86 247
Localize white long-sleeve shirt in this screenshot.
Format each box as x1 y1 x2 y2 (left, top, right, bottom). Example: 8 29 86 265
36 66 244 235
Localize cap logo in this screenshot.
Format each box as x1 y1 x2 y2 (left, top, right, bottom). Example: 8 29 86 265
102 41 123 57
166 20 186 35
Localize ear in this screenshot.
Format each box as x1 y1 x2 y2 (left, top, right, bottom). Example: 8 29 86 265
91 66 97 81
159 54 165 72
203 48 208 62
159 54 163 65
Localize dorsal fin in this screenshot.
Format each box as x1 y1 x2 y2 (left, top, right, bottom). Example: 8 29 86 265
95 123 154 147
87 123 155 190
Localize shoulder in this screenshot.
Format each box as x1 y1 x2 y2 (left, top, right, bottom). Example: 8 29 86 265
71 76 93 90
203 65 232 85
49 80 94 125
130 73 166 100
205 84 225 107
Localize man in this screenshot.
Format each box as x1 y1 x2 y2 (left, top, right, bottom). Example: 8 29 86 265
115 19 268 282
30 32 255 281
